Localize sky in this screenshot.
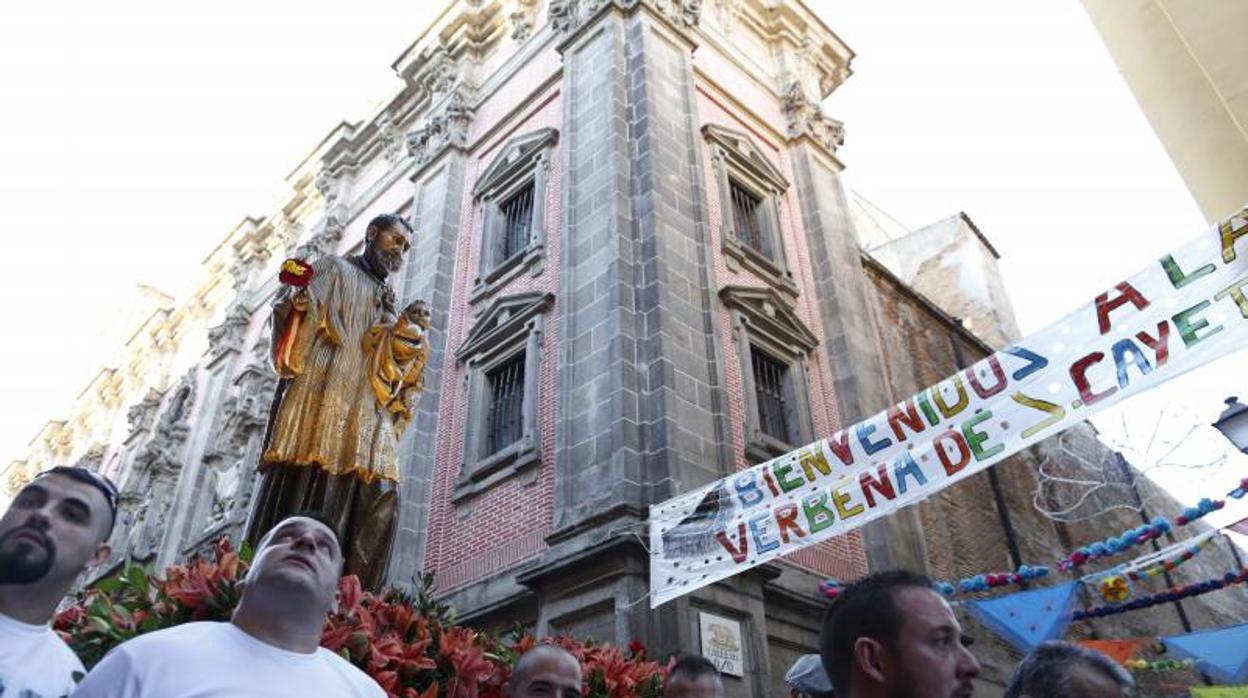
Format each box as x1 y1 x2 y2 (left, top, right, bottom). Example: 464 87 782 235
1 1 1245 532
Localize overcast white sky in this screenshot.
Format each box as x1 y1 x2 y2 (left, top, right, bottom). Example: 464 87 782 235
1 1 1244 530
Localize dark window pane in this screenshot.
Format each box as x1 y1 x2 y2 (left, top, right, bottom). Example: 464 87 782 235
729 179 769 259
499 183 534 262
752 347 789 442
486 353 526 454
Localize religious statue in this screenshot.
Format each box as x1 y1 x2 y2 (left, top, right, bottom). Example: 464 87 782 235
245 213 429 589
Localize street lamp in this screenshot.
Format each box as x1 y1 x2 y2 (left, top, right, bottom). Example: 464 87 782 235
1212 396 1248 454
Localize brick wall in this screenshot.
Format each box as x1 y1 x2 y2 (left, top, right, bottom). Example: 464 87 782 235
423 91 563 594
694 84 868 584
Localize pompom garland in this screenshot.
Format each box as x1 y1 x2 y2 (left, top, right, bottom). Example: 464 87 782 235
1174 497 1225 526
1073 569 1248 620
1059 477 1248 572
818 579 842 600
1125 658 1195 672
1058 517 1172 572
1229 477 1248 501
934 565 1051 598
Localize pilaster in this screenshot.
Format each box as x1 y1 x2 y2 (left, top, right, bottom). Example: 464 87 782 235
388 151 469 586
784 97 929 573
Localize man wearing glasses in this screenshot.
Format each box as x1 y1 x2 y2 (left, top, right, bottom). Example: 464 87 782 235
0 466 117 697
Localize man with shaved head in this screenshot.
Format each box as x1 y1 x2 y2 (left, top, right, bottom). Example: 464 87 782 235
74 513 383 696
510 644 583 698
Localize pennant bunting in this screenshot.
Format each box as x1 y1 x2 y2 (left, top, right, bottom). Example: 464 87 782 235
966 581 1079 653
1191 688 1248 698
1165 623 1248 684
1076 639 1148 666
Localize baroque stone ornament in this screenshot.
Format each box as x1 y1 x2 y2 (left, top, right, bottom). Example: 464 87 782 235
295 207 347 261
125 372 197 559
406 90 474 167
509 0 538 40
549 0 700 33
780 82 845 154
73 445 106 471
227 256 253 292
125 389 164 440
314 169 340 206
422 48 457 96
201 338 278 533
378 115 405 165
206 303 252 359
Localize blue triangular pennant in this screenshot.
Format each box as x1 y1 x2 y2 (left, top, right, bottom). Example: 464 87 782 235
1165 623 1248 684
966 581 1078 653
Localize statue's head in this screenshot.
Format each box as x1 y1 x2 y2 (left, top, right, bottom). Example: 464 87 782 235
404 298 432 329
363 213 413 277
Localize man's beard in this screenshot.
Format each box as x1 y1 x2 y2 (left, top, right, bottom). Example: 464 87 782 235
0 526 56 584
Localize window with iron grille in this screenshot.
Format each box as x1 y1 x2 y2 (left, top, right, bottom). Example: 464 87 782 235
729 179 769 259
486 352 526 455
751 346 790 443
498 183 535 263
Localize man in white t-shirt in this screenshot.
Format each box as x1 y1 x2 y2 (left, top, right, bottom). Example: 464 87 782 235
0 466 117 698
73 513 383 697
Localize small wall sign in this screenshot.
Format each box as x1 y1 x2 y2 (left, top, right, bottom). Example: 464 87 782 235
698 611 744 677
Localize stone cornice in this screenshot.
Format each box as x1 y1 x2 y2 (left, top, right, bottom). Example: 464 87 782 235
553 0 702 53
725 0 853 100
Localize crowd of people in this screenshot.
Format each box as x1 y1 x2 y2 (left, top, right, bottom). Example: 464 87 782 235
2 467 1138 696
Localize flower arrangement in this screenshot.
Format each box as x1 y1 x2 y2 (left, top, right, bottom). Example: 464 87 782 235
54 539 667 698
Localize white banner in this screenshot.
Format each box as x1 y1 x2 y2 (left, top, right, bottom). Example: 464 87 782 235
650 206 1248 608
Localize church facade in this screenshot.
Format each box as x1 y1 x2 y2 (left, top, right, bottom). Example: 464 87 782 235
5 2 1246 695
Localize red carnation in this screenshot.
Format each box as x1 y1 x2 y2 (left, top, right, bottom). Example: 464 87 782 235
279 258 314 287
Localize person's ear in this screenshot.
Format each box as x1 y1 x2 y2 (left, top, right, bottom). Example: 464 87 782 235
88 543 112 568
853 637 888 684
329 587 341 616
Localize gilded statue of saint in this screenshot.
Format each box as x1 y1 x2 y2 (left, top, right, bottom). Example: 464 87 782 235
245 213 429 588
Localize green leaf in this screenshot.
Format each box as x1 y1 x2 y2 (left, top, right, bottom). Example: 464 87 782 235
87 616 114 635
95 577 124 594
88 596 111 620
127 566 150 596
239 539 255 564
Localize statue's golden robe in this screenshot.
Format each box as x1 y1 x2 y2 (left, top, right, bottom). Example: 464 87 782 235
247 254 425 588
263 254 418 483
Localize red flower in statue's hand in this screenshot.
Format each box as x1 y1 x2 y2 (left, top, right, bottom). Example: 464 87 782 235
279 258 314 287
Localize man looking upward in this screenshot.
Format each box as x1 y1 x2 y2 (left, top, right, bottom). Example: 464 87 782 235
510 644 583 698
0 466 116 696
74 513 383 696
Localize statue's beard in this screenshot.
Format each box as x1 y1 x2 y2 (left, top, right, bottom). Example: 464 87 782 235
379 250 403 274
0 526 56 585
